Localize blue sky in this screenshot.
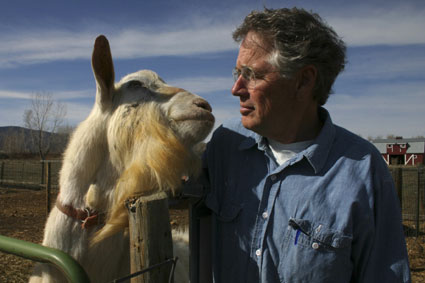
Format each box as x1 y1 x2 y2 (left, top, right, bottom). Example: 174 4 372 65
0 0 424 139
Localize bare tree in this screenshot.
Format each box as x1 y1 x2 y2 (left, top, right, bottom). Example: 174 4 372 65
23 92 67 160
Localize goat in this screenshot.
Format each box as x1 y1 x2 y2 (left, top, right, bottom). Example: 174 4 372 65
29 35 214 283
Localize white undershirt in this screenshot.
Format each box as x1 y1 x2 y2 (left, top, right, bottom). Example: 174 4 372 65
267 138 314 166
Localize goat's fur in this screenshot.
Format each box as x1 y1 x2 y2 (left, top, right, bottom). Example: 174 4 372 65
29 35 214 283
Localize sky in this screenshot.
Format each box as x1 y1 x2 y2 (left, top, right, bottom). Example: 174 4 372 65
0 0 424 140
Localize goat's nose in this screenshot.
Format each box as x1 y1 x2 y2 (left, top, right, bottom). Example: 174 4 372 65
194 99 212 112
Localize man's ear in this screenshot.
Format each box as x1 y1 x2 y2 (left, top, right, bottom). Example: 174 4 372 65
295 65 317 100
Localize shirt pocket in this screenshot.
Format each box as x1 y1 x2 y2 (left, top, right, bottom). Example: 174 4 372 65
279 218 353 282
287 218 352 250
215 202 243 272
217 202 242 221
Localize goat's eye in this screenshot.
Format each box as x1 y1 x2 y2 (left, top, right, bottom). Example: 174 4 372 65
127 80 145 89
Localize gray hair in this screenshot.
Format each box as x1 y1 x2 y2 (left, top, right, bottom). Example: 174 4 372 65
233 8 346 105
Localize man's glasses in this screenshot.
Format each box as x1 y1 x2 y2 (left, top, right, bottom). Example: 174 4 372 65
232 66 280 87
232 66 257 83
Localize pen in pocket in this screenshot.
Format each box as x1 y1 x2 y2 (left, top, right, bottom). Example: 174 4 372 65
294 229 301 245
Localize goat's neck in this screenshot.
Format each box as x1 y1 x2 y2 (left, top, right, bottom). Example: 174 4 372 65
59 111 114 208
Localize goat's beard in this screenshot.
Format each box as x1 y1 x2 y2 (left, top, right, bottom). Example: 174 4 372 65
91 105 201 246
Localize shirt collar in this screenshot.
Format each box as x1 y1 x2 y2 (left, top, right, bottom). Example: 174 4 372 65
237 107 335 174
303 107 335 174
238 130 262 150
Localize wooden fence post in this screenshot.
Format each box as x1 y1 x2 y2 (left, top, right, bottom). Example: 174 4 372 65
45 161 51 215
126 192 174 283
0 161 4 186
390 167 403 210
21 161 25 181
416 170 420 237
395 167 403 210
40 160 45 187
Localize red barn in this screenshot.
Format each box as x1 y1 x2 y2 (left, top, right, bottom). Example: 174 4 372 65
372 137 425 166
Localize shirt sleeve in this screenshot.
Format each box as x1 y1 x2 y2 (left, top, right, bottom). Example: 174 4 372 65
352 171 411 282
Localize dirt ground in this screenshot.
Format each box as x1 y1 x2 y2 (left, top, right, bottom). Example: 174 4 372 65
1 187 424 282
0 188 189 282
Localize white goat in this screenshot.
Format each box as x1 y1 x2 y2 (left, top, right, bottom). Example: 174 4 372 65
29 35 214 283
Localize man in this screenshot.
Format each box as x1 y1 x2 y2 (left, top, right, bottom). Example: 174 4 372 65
201 8 411 283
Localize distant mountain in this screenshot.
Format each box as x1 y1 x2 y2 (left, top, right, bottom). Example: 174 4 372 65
0 126 33 152
0 126 31 137
0 126 69 156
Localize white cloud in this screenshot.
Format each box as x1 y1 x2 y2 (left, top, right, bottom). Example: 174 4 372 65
1 4 423 69
0 90 32 99
327 82 425 138
329 6 425 46
0 88 95 127
0 23 237 68
0 89 93 101
0 31 93 67
0 99 93 128
53 90 95 101
167 76 233 94
111 25 236 58
343 53 425 81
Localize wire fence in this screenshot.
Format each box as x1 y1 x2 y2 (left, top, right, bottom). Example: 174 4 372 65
389 166 425 237
0 159 61 190
0 160 424 237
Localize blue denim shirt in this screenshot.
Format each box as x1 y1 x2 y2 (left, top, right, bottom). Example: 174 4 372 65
203 108 411 283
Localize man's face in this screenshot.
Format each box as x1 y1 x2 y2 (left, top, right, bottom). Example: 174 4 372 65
232 31 298 139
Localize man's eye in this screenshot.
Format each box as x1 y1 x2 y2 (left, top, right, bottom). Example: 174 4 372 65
242 68 253 80
127 80 145 89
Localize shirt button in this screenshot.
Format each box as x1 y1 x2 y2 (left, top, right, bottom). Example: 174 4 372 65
262 212 268 219
312 242 319 250
270 175 277 181
315 225 322 233
255 249 262 256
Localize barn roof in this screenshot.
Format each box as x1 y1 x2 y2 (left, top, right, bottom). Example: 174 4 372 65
372 138 425 154
372 138 425 143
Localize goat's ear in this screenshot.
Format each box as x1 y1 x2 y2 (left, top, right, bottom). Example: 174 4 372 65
92 35 115 109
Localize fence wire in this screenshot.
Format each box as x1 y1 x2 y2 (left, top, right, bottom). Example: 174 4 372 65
0 160 60 189
0 160 424 237
389 166 425 237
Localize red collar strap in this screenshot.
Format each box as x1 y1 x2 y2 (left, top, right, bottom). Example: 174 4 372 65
55 200 104 229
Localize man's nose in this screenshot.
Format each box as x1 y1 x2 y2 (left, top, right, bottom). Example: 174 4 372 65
231 76 248 97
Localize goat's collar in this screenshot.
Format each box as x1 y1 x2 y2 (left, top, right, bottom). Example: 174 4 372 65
56 200 104 229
